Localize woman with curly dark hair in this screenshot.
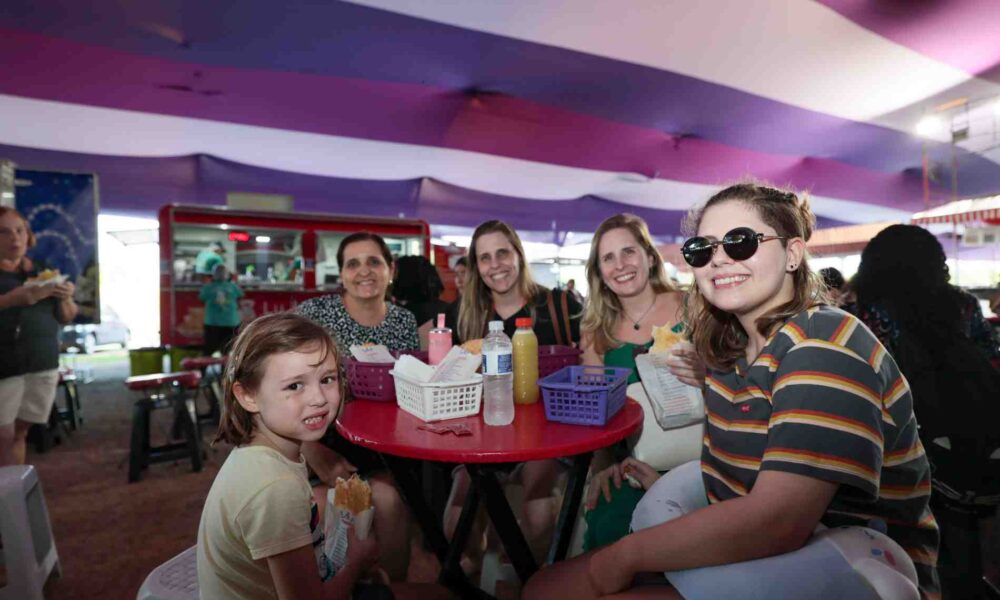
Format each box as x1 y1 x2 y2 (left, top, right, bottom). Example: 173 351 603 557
850 224 999 443
850 224 1000 599
392 254 449 349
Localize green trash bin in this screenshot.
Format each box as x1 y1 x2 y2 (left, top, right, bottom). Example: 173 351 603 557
168 345 204 372
129 347 166 377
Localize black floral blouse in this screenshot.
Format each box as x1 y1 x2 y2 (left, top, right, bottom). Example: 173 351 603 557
297 294 418 354
849 288 1000 362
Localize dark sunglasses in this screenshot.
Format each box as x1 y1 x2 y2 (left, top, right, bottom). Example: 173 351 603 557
681 227 787 268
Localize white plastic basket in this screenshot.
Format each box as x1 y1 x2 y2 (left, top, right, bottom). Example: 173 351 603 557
389 370 483 422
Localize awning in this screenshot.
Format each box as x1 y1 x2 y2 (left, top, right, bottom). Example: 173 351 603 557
807 222 899 257
911 195 1000 225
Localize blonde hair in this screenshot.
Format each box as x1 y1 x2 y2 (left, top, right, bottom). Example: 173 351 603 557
458 220 540 343
215 312 344 446
684 183 827 371
581 214 677 355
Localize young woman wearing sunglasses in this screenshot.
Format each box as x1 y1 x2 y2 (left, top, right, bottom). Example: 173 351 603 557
524 184 939 600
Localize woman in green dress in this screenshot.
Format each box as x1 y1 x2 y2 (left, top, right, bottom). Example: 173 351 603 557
579 213 704 550
580 213 698 384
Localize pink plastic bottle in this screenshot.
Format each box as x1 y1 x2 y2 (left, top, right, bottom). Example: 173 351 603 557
428 313 453 365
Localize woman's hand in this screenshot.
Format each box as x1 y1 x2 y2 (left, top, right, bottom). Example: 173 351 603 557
345 523 380 574
585 462 624 511
621 458 661 490
666 341 706 388
4 284 57 307
587 539 636 596
52 281 75 301
585 458 659 511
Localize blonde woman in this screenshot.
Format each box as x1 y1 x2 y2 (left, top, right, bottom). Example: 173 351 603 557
579 213 704 551
581 213 700 386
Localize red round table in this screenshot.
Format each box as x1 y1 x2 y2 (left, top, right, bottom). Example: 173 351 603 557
337 399 643 599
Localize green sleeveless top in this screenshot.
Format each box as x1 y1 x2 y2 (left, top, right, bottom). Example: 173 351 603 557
603 322 685 384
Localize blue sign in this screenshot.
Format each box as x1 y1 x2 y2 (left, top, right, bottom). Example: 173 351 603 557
15 169 99 323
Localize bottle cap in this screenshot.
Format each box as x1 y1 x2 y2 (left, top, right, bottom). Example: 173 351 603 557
515 317 532 328
437 313 446 329
488 320 504 332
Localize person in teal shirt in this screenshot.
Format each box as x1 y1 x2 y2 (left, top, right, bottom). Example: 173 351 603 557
579 213 704 550
195 242 225 276
199 264 243 354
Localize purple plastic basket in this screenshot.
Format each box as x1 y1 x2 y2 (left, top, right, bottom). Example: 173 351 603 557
344 350 428 401
538 365 632 426
537 345 583 378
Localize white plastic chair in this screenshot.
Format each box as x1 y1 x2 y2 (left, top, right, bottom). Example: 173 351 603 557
565 382 704 558
0 465 61 600
136 545 199 600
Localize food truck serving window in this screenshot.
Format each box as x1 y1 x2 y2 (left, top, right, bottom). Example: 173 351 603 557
316 232 425 289
172 224 305 288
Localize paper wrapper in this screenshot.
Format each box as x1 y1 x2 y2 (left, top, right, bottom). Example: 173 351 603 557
323 487 375 576
24 274 68 288
635 352 704 431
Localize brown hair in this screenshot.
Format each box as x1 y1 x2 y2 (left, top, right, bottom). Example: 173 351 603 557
336 232 394 269
214 312 344 446
684 183 827 371
0 206 37 249
581 213 678 355
458 220 540 343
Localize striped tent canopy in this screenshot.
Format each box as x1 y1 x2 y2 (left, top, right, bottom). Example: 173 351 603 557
2 0 1000 240
912 195 1000 225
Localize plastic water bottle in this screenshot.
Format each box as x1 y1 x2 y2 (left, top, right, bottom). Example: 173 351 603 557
482 320 514 426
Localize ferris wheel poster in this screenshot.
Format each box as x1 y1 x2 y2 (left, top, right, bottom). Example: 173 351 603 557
15 169 99 324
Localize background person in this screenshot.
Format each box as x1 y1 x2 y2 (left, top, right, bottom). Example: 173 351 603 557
524 183 939 600
0 206 78 466
199 264 244 355
392 254 449 351
565 278 584 305
848 224 1000 598
297 231 418 580
452 256 468 301
196 241 226 276
818 266 848 307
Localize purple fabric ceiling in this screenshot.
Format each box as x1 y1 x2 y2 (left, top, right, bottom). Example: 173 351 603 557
0 0 998 238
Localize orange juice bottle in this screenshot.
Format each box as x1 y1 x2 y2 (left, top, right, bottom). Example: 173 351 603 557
512 317 539 404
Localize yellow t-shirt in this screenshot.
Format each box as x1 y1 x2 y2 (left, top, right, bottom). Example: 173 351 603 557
197 445 317 600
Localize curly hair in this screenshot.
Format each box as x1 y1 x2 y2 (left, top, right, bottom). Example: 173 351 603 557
854 224 962 353
393 255 444 305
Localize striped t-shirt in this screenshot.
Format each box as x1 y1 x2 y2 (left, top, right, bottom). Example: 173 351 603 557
702 306 940 599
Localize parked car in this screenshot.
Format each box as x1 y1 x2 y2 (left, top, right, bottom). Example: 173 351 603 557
61 308 131 353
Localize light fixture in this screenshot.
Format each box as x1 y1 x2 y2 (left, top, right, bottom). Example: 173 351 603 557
915 116 945 138
255 235 271 243
220 224 229 230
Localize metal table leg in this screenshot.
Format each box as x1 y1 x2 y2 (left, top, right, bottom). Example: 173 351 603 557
381 455 494 600
469 464 539 582
546 452 592 564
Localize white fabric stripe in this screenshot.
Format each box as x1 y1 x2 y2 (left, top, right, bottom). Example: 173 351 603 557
348 0 1000 131
0 93 912 225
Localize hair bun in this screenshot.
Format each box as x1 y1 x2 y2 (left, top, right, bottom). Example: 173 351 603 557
796 192 816 242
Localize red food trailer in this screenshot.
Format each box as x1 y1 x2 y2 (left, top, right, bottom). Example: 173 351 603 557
159 204 431 346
